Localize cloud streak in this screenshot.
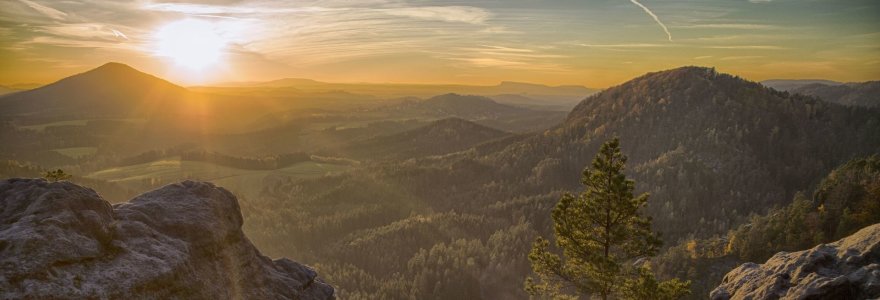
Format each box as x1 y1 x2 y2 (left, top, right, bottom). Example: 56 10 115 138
18 0 67 20
629 0 672 42
380 6 490 25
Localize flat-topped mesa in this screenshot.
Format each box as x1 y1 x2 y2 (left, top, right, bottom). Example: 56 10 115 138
0 179 334 299
711 223 880 300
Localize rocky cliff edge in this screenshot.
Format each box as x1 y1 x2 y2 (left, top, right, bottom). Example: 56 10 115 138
0 179 334 299
711 223 880 300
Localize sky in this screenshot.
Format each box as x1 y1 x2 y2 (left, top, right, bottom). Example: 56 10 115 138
0 0 878 88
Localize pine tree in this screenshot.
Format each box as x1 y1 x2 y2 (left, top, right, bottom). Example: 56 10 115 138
525 138 689 299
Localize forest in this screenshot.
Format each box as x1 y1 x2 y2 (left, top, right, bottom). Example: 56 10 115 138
1 64 878 299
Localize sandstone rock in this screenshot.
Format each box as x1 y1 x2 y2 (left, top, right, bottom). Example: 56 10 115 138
0 178 334 299
711 223 880 300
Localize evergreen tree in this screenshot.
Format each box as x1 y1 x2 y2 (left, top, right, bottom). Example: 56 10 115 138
525 138 689 299
621 265 691 300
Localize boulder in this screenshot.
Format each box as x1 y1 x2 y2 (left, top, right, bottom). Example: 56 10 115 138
711 223 880 300
0 178 334 299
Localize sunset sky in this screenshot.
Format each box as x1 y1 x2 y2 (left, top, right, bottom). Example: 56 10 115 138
0 0 878 87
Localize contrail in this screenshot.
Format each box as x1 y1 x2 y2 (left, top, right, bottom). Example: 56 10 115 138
629 0 672 42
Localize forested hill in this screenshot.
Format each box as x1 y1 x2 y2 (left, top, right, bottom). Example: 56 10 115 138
481 66 880 238
339 117 511 160
243 66 880 298
379 93 567 132
789 81 880 108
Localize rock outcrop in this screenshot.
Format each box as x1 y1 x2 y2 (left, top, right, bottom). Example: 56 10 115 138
711 223 880 300
0 179 334 299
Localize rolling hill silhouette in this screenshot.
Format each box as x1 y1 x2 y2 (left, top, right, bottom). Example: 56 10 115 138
341 117 511 159
789 81 880 108
0 63 190 118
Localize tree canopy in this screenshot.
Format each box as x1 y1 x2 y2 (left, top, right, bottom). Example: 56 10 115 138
526 138 689 299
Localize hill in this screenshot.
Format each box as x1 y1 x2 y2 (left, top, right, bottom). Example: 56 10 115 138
789 81 880 108
338 118 512 160
211 79 596 107
0 85 20 96
380 93 567 132
761 79 843 91
0 62 190 119
484 66 880 237
653 155 880 298
240 66 880 298
416 93 528 118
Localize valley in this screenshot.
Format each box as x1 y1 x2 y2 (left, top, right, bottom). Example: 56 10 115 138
3 0 879 298
1 63 878 299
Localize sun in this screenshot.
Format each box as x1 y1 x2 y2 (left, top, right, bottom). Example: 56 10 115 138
155 19 227 70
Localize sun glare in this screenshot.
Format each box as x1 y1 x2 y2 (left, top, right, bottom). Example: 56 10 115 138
155 19 226 70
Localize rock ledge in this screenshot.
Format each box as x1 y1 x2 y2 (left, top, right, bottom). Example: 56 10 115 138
0 179 334 299
711 223 880 300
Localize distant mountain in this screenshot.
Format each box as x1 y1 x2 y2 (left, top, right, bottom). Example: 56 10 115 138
417 93 528 118
0 62 189 118
0 85 21 96
489 94 577 111
761 79 843 91
219 78 323 88
211 79 596 107
483 66 880 238
789 81 880 108
339 117 511 160
382 93 567 132
234 66 880 298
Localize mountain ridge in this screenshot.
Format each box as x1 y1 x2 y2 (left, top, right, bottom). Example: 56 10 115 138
789 81 880 108
467 65 880 237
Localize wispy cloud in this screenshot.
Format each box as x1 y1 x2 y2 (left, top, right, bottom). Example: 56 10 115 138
675 23 779 30
706 45 785 50
380 6 490 25
579 43 672 48
577 43 676 52
629 0 672 42
720 56 764 60
143 2 331 15
445 45 569 72
111 29 129 40
18 0 67 20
